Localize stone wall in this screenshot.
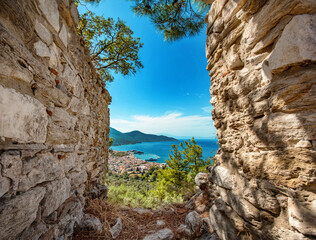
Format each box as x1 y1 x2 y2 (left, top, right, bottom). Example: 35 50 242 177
0 0 110 239
206 0 316 239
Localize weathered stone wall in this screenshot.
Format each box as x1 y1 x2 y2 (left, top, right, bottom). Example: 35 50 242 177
0 0 110 239
206 0 316 239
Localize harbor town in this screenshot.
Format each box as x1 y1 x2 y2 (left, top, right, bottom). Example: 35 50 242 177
108 151 165 174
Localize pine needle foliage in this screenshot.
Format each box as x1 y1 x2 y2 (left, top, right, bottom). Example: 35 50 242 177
129 0 211 41
166 137 211 176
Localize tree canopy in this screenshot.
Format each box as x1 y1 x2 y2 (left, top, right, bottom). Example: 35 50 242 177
129 0 210 41
78 10 143 83
166 137 211 176
77 0 211 41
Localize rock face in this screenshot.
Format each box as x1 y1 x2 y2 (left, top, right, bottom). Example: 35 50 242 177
206 0 316 239
0 0 110 239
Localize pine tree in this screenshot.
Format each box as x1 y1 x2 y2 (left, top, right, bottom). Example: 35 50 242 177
130 0 210 41
78 11 143 83
77 0 211 41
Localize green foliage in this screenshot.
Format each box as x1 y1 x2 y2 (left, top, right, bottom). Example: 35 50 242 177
151 138 211 201
129 0 210 41
109 137 114 147
111 151 129 157
106 173 183 209
105 138 212 209
73 0 101 7
78 11 143 83
166 137 211 176
75 0 210 41
107 183 184 209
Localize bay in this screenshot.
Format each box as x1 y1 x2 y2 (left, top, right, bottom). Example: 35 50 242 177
111 139 219 164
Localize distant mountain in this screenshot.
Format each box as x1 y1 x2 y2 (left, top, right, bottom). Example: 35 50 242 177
110 127 178 146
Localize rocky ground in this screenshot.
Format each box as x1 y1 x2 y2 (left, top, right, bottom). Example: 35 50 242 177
73 200 215 240
74 173 217 240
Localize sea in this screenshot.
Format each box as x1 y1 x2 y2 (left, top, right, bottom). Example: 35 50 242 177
111 139 219 164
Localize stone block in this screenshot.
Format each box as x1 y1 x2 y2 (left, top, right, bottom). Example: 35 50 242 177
1 151 22 191
288 198 316 236
206 33 221 59
176 224 193 238
267 14 316 73
58 0 74 27
59 23 68 48
0 165 10 198
67 169 88 188
185 211 202 236
35 20 53 46
206 0 228 28
224 44 244 70
0 60 33 84
18 153 63 192
110 217 123 239
221 0 247 24
67 97 90 115
0 187 45 239
210 166 236 190
79 213 103 233
70 3 80 26
195 172 209 189
49 43 60 68
61 64 83 98
42 178 71 217
34 40 51 58
241 0 299 50
18 222 48 240
39 86 71 108
51 107 77 130
242 186 280 215
38 0 60 32
269 226 311 240
266 112 313 145
47 125 80 144
209 199 240 240
252 15 292 54
212 18 224 33
219 188 260 224
0 85 48 143
143 228 174 240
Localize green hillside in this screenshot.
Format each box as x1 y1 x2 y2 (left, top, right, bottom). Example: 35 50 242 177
110 127 178 146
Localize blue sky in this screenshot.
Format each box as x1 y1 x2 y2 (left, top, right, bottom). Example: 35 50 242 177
78 1 216 138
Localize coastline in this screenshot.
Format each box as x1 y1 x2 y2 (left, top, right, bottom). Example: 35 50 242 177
111 139 219 164
108 150 165 175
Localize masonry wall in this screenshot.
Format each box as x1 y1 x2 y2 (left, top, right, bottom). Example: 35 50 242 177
205 0 316 239
0 0 110 239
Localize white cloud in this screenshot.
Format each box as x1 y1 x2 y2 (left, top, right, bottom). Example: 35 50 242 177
111 112 217 138
201 106 213 113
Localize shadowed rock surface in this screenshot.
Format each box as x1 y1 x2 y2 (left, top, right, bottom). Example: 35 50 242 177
0 0 110 239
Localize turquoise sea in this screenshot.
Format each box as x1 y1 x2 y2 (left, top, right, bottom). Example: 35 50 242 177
111 139 219 164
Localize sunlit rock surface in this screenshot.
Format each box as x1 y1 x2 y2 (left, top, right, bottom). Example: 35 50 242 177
206 0 316 239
